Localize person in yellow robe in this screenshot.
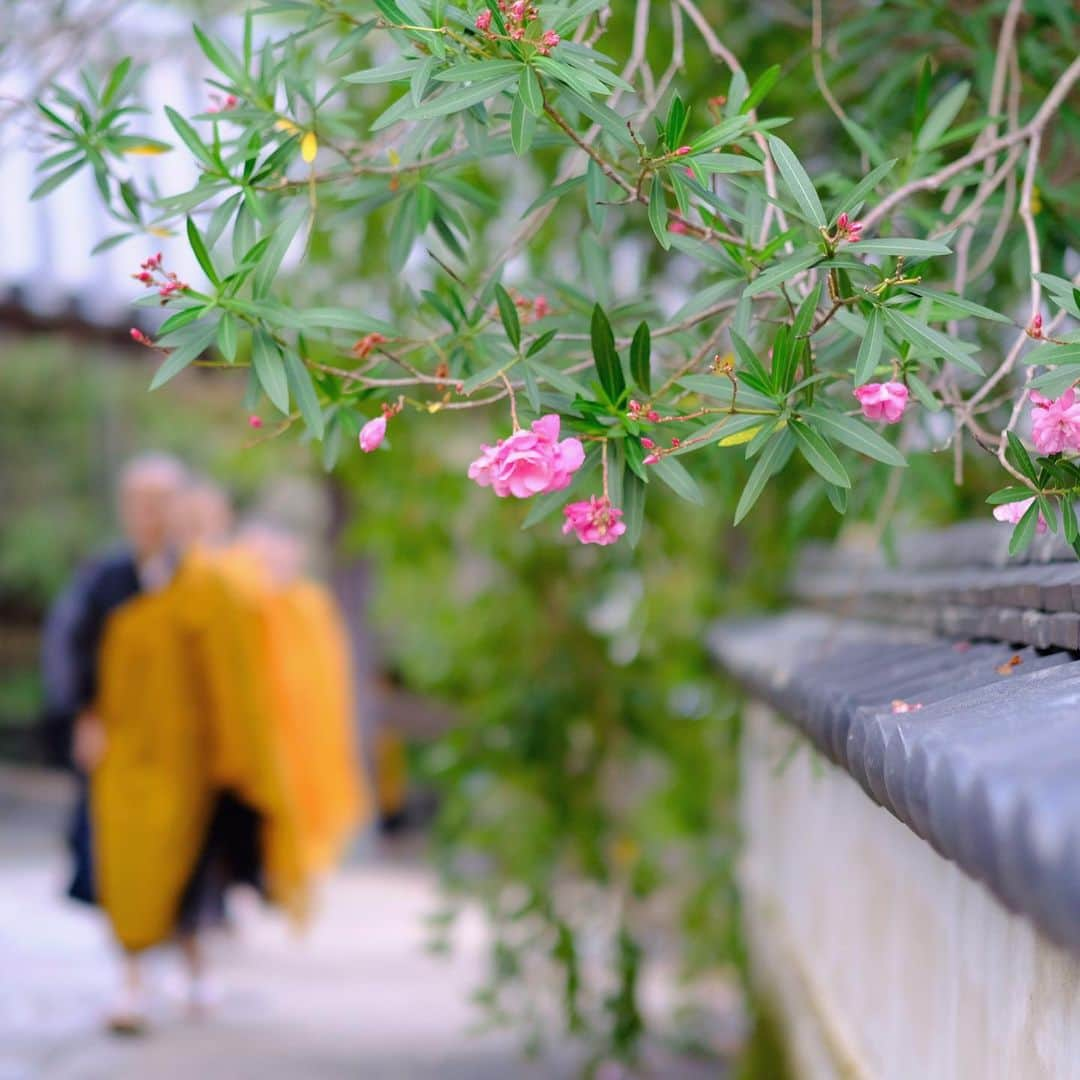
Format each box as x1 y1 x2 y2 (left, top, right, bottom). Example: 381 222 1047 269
91 481 306 1032
228 523 371 877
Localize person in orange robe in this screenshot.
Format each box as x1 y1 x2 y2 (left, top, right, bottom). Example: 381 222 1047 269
229 523 371 878
91 481 306 1033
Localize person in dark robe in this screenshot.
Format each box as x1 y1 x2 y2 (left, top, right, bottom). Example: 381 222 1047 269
39 454 186 911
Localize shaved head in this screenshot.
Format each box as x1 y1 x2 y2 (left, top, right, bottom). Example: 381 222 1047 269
171 479 234 551
118 453 188 559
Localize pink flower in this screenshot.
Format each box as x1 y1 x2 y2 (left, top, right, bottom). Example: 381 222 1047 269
475 9 492 30
562 496 626 546
853 381 908 424
540 29 560 51
1030 389 1080 455
533 295 550 319
992 497 1048 533
836 212 864 243
248 414 263 429
468 414 585 498
359 414 387 453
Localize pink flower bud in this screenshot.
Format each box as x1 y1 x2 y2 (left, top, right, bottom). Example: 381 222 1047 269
248 415 263 429
475 9 492 30
129 327 151 346
674 146 691 156
837 212 850 230
643 453 659 465
668 219 689 234
1031 313 1044 338
359 414 388 453
541 29 560 49
533 295 551 319
641 437 655 449
670 437 680 448
647 410 660 422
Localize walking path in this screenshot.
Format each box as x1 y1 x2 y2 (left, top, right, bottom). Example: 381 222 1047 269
0 769 574 1079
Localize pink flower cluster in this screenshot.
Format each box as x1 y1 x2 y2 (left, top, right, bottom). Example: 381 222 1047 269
132 253 188 302
853 381 908 424
468 414 584 498
835 212 863 243
514 293 550 323
562 496 625 546
1030 389 1080 455
993 497 1048 534
475 3 559 51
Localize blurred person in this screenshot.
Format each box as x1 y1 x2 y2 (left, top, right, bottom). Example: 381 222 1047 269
91 478 309 1032
232 522 371 874
40 453 187 907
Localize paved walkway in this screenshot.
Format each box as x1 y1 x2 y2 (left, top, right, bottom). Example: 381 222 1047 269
0 771 575 1080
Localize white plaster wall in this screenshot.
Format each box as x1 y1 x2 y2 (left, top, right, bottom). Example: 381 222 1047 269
740 704 1080 1080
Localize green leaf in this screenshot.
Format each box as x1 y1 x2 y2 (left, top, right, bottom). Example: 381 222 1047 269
252 331 290 414
1025 343 1080 366
987 485 1038 506
164 106 213 167
883 309 981 373
630 322 651 393
510 91 537 155
519 65 543 116
621 471 646 548
344 60 422 84
1008 499 1040 556
903 286 1012 324
734 429 794 524
149 324 217 390
254 205 307 298
665 94 687 147
849 238 952 258
434 59 524 82
301 308 397 336
590 303 625 404
741 64 781 114
31 159 85 200
651 455 703 504
158 305 208 337
216 312 238 362
730 331 774 394
915 81 970 152
790 420 850 487
1005 432 1038 484
745 248 822 298
186 217 219 286
854 308 884 386
767 136 826 228
648 176 670 250
494 284 521 350
284 351 324 438
800 406 906 466
830 160 897 223
402 75 519 119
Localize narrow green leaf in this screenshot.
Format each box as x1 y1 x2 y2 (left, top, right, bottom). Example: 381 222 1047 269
791 420 850 487
252 331 290 414
1008 500 1040 556
883 308 982 373
915 81 970 152
621 471 646 548
745 248 822 298
186 217 219 286
651 455 704 504
767 135 826 227
254 205 307 298
519 65 543 116
494 284 521 350
648 175 670 250
216 312 238 362
801 406 906 466
831 159 897 223
149 324 217 390
284 351 324 438
510 91 536 155
590 303 624 403
850 237 952 258
854 308 884 386
30 159 85 200
630 322 651 393
734 429 794 524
